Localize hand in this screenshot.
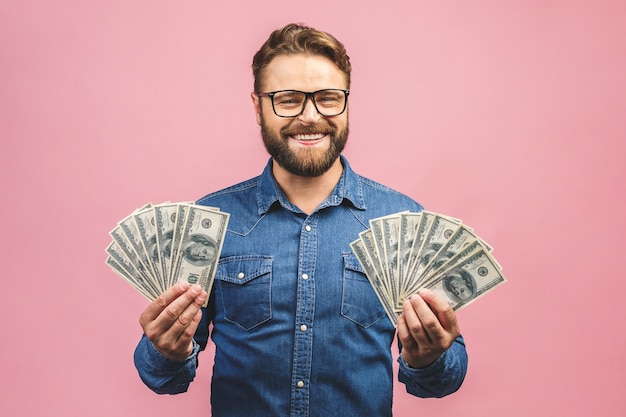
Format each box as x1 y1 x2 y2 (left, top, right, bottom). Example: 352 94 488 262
139 282 207 362
397 288 461 369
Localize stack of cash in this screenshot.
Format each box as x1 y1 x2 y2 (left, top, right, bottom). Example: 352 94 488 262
105 202 229 305
350 211 506 326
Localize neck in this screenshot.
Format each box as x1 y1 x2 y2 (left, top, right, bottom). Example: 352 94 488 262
272 158 343 215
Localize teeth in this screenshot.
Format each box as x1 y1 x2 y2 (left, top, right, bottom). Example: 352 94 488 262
294 133 325 141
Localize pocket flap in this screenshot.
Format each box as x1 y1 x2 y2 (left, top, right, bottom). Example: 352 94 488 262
216 256 273 285
343 253 366 275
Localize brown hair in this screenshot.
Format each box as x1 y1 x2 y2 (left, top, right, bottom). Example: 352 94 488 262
252 23 352 92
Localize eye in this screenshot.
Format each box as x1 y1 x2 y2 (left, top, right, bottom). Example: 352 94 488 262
315 91 342 106
274 92 304 107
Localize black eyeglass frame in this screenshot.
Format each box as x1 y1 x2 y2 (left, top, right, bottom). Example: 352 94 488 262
255 89 350 118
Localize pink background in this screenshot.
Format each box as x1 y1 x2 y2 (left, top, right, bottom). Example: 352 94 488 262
2 1 625 416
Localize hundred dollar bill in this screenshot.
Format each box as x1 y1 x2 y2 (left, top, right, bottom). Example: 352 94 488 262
105 240 160 300
109 227 155 284
403 211 436 295
398 212 423 289
422 247 506 310
419 225 489 281
105 255 154 301
168 203 191 288
420 239 493 289
350 209 505 317
133 205 164 290
369 219 389 281
117 212 162 292
410 214 462 282
350 238 399 325
169 205 230 305
154 202 181 289
358 228 391 303
379 214 403 309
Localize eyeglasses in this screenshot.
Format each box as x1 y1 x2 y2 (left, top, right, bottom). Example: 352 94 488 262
256 89 350 118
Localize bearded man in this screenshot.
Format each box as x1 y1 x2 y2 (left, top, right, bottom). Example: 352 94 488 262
134 23 468 417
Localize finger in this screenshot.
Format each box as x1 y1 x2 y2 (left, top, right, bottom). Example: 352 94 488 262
140 281 191 325
418 288 460 336
402 297 432 344
396 312 418 350
157 284 206 330
162 288 207 341
408 292 456 346
180 308 204 343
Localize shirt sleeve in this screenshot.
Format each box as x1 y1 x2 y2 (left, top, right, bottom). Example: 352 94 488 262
133 335 201 394
397 335 468 398
133 304 212 395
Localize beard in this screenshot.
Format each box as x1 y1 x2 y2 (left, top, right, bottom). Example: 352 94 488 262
260 111 349 177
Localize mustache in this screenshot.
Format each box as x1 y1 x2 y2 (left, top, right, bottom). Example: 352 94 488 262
282 123 336 137
281 125 337 136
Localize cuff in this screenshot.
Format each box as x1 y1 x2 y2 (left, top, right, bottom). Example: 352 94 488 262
144 337 200 371
398 350 447 379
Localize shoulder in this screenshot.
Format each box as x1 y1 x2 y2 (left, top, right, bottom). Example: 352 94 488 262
354 171 424 214
196 176 260 208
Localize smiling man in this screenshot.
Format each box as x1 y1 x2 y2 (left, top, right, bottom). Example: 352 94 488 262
133 23 468 417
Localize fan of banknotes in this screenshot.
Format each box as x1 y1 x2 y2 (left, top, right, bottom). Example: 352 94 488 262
105 202 229 305
350 211 506 326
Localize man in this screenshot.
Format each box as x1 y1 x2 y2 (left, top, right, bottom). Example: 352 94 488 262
134 23 468 416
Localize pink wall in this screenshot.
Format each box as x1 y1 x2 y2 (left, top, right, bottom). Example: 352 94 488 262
2 1 625 416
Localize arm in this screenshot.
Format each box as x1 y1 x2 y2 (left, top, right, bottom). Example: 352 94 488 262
396 289 468 398
133 282 209 394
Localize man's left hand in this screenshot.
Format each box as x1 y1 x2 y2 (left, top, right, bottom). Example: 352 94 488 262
397 288 461 369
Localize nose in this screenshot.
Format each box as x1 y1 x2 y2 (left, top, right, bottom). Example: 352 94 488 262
297 96 321 123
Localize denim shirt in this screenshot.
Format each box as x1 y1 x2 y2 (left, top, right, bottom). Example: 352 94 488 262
134 156 468 417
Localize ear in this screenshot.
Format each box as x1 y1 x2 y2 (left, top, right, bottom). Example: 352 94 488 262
251 92 262 126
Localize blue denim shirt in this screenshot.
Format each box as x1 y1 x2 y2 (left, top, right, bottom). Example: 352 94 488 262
134 156 468 417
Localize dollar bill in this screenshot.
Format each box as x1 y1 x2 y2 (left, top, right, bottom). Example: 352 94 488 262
153 202 179 288
359 228 392 303
132 205 164 290
105 255 155 301
419 225 489 282
410 214 462 282
105 240 160 300
169 205 230 305
422 247 505 310
402 211 436 296
105 202 229 304
398 212 422 285
351 210 505 326
350 238 399 324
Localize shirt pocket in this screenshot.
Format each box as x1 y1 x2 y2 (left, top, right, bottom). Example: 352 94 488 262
215 255 273 330
341 253 387 328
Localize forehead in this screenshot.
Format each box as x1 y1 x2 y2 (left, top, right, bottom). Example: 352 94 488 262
260 54 347 92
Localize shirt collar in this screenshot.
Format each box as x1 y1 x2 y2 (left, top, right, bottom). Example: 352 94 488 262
256 155 366 215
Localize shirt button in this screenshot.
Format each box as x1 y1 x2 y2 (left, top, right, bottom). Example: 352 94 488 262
305 225 312 232
237 272 245 279
300 324 307 332
301 273 308 280
297 380 305 388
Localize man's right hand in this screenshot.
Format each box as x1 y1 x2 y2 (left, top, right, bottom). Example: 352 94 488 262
139 282 207 362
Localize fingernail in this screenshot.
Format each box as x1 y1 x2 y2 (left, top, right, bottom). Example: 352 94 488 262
190 284 202 294
180 281 190 290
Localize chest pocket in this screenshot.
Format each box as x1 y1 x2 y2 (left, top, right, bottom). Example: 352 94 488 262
341 253 387 328
215 256 273 330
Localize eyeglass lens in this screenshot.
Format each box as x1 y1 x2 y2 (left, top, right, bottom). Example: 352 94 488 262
272 90 347 117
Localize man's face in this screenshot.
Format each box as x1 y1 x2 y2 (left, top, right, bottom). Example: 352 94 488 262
188 242 215 261
252 54 349 177
448 276 472 301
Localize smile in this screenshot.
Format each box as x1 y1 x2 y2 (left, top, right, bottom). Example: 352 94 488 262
292 133 326 141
